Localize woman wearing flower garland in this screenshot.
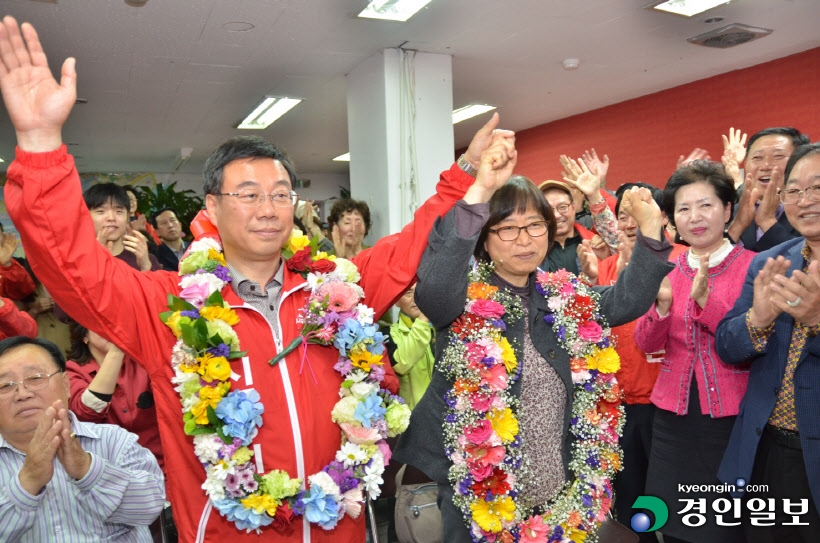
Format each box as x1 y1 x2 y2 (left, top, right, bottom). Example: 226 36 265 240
394 175 675 542
634 161 754 543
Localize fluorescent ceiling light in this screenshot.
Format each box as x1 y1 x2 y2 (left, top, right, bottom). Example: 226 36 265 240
452 104 496 124
0 156 4 163
237 97 302 130
651 0 730 17
358 0 433 22
333 153 350 162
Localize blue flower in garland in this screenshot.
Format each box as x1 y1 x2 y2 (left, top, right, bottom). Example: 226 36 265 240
213 498 274 532
334 319 385 356
208 344 231 357
215 389 264 446
353 392 386 428
299 486 341 530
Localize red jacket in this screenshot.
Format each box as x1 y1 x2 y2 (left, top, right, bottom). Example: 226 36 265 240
0 258 36 300
0 296 37 339
66 357 164 468
6 145 473 543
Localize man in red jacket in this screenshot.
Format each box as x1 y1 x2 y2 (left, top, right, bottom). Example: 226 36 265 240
0 15 517 543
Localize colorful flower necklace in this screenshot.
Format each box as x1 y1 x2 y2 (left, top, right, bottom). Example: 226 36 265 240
162 230 411 533
440 264 624 543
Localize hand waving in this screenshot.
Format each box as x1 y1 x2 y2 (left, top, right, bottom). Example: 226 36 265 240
722 127 747 165
0 17 76 151
677 148 710 169
581 148 609 187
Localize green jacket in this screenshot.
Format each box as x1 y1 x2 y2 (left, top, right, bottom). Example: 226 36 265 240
389 313 435 409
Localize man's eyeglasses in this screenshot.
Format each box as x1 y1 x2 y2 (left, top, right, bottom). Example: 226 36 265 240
779 185 820 205
218 190 298 208
489 221 549 242
0 371 62 398
551 203 572 214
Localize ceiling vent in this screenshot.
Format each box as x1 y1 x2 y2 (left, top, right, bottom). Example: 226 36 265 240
687 23 772 48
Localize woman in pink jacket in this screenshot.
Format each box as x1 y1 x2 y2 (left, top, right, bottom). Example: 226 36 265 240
634 161 755 543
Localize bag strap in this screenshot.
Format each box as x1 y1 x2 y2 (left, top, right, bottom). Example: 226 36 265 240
394 464 407 492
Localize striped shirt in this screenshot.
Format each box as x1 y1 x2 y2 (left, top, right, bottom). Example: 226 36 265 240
0 413 165 542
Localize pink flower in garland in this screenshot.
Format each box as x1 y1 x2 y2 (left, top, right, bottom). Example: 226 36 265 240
479 364 508 391
179 282 212 307
577 321 603 343
519 515 549 543
469 299 506 319
316 282 359 312
340 423 380 445
465 419 493 445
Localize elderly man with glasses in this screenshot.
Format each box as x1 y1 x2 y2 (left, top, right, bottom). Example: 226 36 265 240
716 142 820 542
0 336 164 542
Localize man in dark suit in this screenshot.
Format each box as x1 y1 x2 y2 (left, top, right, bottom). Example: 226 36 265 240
726 127 810 252
150 208 188 271
716 142 820 542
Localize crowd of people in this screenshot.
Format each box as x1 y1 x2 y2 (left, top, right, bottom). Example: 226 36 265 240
0 13 818 543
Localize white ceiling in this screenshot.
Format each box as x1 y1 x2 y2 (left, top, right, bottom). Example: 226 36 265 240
0 0 818 177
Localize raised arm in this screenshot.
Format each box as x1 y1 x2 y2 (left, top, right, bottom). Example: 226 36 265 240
354 114 516 318
0 17 179 373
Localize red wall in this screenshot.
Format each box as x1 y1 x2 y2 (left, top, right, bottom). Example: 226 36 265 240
512 47 820 189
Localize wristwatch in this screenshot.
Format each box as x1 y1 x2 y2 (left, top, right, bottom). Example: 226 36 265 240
457 154 478 177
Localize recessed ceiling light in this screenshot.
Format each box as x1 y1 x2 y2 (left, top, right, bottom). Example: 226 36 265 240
333 153 350 162
358 0 433 22
649 0 730 17
221 22 255 32
452 104 496 125
237 97 302 130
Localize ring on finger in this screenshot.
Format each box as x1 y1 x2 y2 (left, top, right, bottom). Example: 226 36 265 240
786 296 802 308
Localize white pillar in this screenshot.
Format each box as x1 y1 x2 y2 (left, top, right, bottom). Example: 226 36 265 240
346 48 454 243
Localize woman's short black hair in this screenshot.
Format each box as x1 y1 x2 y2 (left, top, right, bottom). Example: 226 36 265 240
0 336 66 372
327 199 372 236
662 160 736 230
66 320 94 366
474 175 556 262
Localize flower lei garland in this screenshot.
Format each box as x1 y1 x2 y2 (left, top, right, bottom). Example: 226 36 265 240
162 229 411 533
440 264 624 543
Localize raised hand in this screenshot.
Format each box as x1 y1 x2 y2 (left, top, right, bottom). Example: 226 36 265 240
18 402 62 495
559 154 582 183
754 165 783 233
721 149 743 189
615 231 634 275
620 187 663 241
748 256 791 328
0 17 76 152
577 240 599 283
771 260 820 327
331 224 346 258
130 214 147 233
123 227 152 271
463 135 517 204
581 148 609 187
463 113 514 173
0 232 19 266
690 253 711 309
677 148 710 169
563 158 602 203
722 127 747 165
55 403 91 481
589 234 611 261
727 173 758 242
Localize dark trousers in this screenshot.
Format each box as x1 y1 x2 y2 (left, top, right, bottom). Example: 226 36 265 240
744 425 820 543
614 403 658 543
